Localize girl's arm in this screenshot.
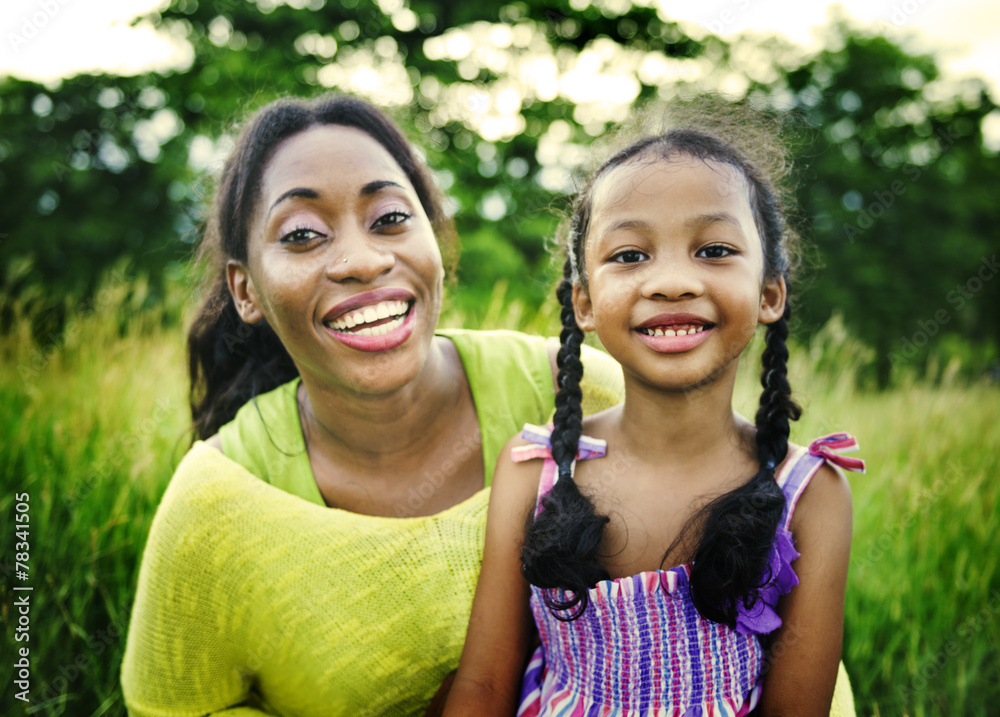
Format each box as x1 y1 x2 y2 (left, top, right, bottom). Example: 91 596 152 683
442 435 542 717
758 463 854 717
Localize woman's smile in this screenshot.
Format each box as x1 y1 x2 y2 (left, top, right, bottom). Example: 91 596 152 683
232 124 446 392
322 287 416 351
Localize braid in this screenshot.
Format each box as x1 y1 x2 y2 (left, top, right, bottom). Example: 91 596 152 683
550 270 585 477
521 258 610 620
686 304 800 626
755 304 801 467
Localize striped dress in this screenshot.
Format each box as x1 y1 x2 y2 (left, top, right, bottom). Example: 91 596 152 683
512 425 865 717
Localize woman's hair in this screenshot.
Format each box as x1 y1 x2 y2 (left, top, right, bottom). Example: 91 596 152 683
521 98 803 624
187 93 457 441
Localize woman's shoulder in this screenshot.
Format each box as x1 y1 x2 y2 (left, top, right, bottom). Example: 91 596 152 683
158 441 266 517
213 378 315 495
437 328 550 370
217 378 301 454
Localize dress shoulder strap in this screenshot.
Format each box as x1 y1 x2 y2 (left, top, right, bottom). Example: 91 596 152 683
510 423 607 518
775 432 866 530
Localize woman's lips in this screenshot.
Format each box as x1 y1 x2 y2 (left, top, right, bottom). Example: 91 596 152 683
323 287 415 324
324 301 416 352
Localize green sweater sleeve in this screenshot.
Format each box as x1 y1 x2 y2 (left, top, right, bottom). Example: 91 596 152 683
122 445 263 716
580 341 625 416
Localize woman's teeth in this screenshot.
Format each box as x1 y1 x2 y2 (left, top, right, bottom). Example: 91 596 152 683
346 315 406 336
328 300 409 333
640 325 706 337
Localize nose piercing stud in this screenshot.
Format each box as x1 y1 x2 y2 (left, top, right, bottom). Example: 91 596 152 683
343 258 348 263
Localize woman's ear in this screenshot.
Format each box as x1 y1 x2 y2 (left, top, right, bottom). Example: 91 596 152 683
758 275 787 325
227 260 264 324
572 283 596 331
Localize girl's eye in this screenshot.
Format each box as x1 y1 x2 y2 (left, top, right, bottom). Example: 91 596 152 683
280 227 324 245
698 245 734 259
372 210 411 231
611 249 648 264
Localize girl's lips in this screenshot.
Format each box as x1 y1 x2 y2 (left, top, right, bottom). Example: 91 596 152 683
324 301 416 352
635 325 713 353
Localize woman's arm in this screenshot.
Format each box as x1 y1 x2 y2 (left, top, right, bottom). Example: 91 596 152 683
758 464 854 717
121 447 267 716
442 436 542 717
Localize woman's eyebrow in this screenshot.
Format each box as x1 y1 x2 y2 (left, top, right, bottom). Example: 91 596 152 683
268 187 319 216
267 180 404 217
360 179 404 196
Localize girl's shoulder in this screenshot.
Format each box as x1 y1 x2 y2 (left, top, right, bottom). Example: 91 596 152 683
781 433 865 539
488 431 556 527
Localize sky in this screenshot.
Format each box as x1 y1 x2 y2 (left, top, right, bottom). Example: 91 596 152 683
0 0 997 96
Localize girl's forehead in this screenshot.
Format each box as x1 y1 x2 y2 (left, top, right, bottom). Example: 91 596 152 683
590 154 752 222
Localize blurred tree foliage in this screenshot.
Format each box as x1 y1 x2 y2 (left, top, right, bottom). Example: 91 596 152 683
0 0 996 385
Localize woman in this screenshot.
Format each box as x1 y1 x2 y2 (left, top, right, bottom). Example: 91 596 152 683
120 94 623 715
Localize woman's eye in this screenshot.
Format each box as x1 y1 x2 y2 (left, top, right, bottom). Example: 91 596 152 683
372 210 411 231
612 250 647 264
280 227 323 245
699 245 734 259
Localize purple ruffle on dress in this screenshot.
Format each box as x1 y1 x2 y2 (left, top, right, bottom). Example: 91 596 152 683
734 526 801 636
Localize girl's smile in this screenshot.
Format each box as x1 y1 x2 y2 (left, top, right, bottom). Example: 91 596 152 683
574 154 785 390
634 311 714 353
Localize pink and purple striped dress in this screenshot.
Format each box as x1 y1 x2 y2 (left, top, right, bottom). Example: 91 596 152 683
511 425 865 717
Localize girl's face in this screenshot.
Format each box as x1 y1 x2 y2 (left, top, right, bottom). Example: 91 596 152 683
228 124 445 395
573 154 786 392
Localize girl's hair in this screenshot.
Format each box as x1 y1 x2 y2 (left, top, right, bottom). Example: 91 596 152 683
187 94 457 441
521 99 803 624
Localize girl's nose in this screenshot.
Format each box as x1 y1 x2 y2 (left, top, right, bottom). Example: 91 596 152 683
642 258 704 300
324 231 395 283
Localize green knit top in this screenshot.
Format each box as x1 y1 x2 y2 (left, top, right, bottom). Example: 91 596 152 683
121 329 624 716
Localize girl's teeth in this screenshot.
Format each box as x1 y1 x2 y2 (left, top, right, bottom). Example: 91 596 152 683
643 325 706 337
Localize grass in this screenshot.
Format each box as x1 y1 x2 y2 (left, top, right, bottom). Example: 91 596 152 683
1 278 997 716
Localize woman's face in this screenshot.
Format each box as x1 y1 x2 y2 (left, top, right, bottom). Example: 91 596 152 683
228 124 445 396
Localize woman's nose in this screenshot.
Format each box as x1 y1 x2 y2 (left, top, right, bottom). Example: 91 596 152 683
641 257 704 300
324 230 395 283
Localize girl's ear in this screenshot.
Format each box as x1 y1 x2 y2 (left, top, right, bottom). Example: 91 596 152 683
572 283 596 331
758 275 787 325
227 260 265 324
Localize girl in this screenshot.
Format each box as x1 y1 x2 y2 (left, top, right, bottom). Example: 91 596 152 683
444 107 865 716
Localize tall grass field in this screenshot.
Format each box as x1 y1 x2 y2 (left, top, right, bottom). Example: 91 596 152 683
1 278 998 716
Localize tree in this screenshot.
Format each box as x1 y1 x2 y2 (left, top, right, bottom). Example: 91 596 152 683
1 1 995 383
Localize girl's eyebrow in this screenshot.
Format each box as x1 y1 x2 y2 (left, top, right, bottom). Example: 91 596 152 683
602 211 743 239
684 211 743 231
603 218 653 236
